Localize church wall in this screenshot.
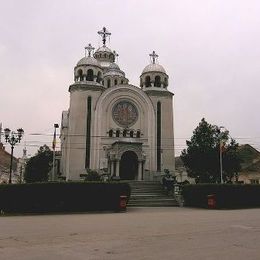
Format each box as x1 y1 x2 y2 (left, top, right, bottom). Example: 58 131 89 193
146 93 175 174
92 85 157 174
66 88 103 180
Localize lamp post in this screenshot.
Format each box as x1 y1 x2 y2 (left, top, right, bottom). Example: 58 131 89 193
52 124 59 181
219 126 225 184
4 128 24 184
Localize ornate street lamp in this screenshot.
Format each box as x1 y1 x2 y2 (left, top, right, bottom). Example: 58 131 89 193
4 128 24 184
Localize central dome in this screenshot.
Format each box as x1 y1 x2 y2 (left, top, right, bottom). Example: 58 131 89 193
95 46 113 53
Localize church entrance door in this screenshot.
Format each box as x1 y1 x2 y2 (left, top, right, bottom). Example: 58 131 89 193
120 151 138 180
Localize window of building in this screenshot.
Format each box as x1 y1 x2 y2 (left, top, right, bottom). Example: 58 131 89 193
97 71 102 83
145 76 151 87
116 130 120 137
108 129 113 137
123 129 127 137
154 76 161 87
86 69 94 81
250 179 259 184
136 130 141 138
130 130 134 137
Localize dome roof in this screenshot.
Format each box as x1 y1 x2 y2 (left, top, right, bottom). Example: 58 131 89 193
104 62 125 77
95 46 113 53
108 62 120 70
142 63 167 74
77 56 101 67
104 70 125 77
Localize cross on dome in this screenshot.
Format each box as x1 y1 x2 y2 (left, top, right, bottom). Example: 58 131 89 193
149 51 159 64
85 43 95 57
98 27 111 46
113 50 119 62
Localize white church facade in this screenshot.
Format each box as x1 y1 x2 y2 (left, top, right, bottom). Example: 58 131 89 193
60 27 175 181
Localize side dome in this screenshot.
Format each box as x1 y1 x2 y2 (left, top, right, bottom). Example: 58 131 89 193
142 63 167 74
140 51 169 90
77 56 101 67
74 44 103 85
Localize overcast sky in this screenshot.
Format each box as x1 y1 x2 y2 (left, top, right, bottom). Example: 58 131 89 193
1 0 260 157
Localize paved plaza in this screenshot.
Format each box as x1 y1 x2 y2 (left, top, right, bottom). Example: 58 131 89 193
0 207 260 260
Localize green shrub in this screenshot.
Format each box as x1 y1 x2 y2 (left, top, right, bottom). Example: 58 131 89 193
182 184 260 208
0 182 131 214
85 170 101 181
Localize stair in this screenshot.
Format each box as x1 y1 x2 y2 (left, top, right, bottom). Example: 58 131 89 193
127 181 179 207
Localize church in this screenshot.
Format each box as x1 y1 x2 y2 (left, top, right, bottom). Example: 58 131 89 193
60 27 175 181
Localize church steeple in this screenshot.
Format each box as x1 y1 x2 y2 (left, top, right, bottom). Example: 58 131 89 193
140 51 169 90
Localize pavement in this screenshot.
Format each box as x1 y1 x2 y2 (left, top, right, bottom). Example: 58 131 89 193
0 207 260 260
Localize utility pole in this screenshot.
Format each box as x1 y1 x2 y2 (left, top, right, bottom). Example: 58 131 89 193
52 124 59 181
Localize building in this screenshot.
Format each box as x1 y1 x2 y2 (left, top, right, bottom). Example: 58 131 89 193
60 27 175 181
0 143 18 183
16 147 28 183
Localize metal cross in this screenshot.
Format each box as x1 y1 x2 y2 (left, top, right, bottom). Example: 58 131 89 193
149 51 158 64
98 27 111 46
113 50 119 62
85 43 95 57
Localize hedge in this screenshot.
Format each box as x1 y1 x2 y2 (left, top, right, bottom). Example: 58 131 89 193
0 182 131 214
182 184 260 209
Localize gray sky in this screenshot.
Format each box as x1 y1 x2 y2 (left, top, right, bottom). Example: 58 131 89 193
1 0 260 157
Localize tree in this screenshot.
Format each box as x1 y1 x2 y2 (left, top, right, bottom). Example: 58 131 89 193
181 118 241 183
24 145 53 183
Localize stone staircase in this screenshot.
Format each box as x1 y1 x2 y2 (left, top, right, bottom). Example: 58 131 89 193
127 181 179 207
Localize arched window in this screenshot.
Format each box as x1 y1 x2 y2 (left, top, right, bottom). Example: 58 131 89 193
77 69 83 81
104 54 107 58
130 130 134 138
97 71 102 83
121 80 124 84
123 129 127 137
107 79 111 88
115 79 118 85
164 77 168 88
116 130 120 137
145 76 151 87
86 69 94 81
154 76 161 87
136 130 141 138
108 129 113 137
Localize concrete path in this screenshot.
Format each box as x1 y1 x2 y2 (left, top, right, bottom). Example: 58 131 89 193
0 207 260 260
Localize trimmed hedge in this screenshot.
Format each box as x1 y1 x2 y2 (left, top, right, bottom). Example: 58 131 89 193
0 182 131 214
182 184 260 209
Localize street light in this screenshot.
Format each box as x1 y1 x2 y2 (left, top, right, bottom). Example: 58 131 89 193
4 128 24 184
219 126 225 184
52 123 59 181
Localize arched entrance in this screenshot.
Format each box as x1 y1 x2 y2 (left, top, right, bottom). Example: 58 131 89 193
120 151 138 180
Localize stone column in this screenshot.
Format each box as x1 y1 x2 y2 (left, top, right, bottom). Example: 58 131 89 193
138 160 143 180
116 159 120 177
110 161 114 176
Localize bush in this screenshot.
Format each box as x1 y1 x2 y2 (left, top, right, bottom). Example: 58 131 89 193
182 184 260 209
85 170 101 181
0 182 131 214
